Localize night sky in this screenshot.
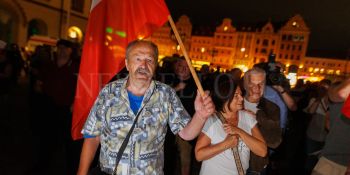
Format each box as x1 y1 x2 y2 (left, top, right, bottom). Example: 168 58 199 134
165 0 350 55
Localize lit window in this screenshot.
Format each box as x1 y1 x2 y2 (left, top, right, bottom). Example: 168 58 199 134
327 70 334 74
224 26 228 31
292 21 299 28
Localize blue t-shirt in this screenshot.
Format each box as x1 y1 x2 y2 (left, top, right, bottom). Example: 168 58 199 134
264 86 288 129
83 90 144 138
127 90 144 115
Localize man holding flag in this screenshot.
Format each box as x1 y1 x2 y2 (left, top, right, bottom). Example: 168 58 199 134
74 0 215 174
77 40 215 175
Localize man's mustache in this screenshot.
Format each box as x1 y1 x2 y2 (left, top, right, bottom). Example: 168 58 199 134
136 68 150 75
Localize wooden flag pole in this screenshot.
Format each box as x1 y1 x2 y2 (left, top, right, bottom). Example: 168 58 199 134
168 15 245 175
167 15 205 96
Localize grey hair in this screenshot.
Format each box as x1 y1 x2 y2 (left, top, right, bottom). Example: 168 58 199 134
243 67 266 91
125 39 159 61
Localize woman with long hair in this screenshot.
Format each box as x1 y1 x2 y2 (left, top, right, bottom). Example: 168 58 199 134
195 76 267 175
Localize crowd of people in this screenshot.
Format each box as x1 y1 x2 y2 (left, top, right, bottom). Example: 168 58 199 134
1 39 350 175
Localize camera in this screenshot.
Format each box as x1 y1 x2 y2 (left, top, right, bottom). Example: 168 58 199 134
266 54 286 86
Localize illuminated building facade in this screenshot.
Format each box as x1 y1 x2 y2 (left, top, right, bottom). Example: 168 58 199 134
299 56 349 81
150 14 350 81
0 0 91 46
150 14 312 73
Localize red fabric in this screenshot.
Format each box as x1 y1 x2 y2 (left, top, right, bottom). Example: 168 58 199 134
72 0 169 140
342 95 350 119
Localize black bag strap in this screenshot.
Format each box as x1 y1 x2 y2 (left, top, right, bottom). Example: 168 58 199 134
112 106 143 175
112 84 156 175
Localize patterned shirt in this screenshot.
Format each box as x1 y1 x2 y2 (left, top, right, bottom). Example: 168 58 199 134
81 77 191 175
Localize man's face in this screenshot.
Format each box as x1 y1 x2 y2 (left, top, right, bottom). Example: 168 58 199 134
247 73 265 102
175 59 190 80
125 43 156 82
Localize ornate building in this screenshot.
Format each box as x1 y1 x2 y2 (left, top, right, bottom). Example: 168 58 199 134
0 0 91 46
150 14 311 73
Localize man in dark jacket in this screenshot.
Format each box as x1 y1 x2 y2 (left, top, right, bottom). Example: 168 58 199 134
243 67 282 174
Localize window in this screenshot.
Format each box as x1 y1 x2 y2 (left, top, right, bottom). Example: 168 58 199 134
292 45 296 50
281 44 284 49
284 54 288 59
256 39 260 44
279 54 282 59
261 48 267 54
296 55 300 60
299 45 302 51
293 35 299 41
255 48 258 53
262 39 269 46
72 0 84 12
291 55 294 60
288 35 293 41
272 40 275 45
286 45 290 50
282 35 287 41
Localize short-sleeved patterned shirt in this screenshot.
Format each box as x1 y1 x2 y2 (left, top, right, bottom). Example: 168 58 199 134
81 77 191 175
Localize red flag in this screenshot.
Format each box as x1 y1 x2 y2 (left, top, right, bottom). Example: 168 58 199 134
342 95 350 119
72 0 170 140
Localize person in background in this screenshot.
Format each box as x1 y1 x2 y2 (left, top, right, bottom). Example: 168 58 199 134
303 79 331 173
173 57 198 175
312 79 350 175
195 76 267 175
0 40 14 94
243 67 282 175
39 39 81 175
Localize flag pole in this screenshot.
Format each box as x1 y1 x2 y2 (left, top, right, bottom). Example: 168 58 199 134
168 15 245 175
167 15 205 96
